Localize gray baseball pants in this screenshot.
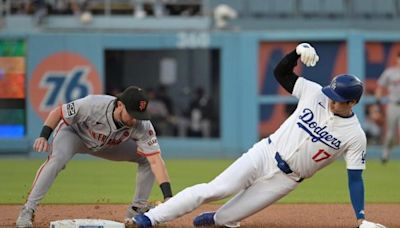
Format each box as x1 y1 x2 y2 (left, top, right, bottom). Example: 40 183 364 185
24 125 155 210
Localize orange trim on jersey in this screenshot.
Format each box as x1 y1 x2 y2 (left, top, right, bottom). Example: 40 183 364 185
25 156 50 203
136 150 161 157
51 122 65 147
26 121 66 202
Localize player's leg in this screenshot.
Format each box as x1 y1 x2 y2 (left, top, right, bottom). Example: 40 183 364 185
17 125 83 227
382 104 399 162
144 139 269 225
213 171 298 226
24 125 82 209
91 140 155 214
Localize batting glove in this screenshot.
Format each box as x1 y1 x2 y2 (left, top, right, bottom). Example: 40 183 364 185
296 43 319 67
359 220 386 228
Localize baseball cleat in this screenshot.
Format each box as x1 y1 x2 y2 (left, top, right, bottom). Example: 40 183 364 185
125 204 150 223
224 221 241 228
132 214 152 228
16 206 35 228
193 212 216 226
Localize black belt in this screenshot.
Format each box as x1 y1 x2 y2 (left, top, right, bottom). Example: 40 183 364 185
267 137 303 183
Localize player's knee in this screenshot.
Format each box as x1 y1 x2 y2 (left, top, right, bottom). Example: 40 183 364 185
185 183 216 200
47 158 68 173
201 182 232 200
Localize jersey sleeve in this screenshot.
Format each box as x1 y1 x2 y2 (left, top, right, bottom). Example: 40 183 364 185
61 95 92 125
344 132 367 170
292 77 322 100
135 121 161 156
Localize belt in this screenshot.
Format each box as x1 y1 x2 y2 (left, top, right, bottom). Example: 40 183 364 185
267 137 303 183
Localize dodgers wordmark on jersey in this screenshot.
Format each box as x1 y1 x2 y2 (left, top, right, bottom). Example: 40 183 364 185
269 77 366 179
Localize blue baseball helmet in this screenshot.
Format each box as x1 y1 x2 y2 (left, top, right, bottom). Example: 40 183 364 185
321 74 364 102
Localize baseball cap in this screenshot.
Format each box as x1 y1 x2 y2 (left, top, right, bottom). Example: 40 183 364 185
321 74 363 102
116 86 150 120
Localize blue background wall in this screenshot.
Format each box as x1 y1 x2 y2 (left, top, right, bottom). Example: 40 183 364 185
1 30 399 158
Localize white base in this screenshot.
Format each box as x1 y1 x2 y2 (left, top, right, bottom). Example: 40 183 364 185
49 219 125 228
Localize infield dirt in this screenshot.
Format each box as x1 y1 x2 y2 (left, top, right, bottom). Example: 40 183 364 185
1 204 398 227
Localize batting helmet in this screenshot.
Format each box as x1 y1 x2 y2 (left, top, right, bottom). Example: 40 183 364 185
321 74 364 102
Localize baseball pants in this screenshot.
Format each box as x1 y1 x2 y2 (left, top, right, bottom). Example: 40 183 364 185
24 124 155 210
145 138 299 225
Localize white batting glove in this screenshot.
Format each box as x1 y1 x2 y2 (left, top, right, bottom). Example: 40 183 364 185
296 43 319 67
359 220 386 228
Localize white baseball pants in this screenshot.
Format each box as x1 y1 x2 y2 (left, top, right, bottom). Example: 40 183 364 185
145 138 300 225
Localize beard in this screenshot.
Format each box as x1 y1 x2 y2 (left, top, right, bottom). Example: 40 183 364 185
115 112 127 128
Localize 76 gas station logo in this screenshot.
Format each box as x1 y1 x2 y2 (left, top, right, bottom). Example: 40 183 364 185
29 52 102 120
39 67 93 111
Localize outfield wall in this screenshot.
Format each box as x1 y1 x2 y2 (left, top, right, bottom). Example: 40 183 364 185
0 30 399 158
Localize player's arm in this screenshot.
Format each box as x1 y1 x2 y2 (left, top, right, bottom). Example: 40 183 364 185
347 169 365 225
375 70 389 105
375 84 384 100
146 153 173 200
138 121 173 200
274 43 319 94
33 106 62 152
273 50 300 94
348 171 387 228
346 136 386 228
375 82 386 105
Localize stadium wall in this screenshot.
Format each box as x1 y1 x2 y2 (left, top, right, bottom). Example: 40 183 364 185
0 30 399 158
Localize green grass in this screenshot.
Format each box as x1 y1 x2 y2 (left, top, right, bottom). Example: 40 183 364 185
0 158 399 204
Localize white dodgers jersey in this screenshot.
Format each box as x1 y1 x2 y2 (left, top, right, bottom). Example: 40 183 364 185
269 77 366 178
60 95 160 155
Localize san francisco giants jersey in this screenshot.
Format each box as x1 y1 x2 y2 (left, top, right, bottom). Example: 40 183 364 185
60 95 160 155
269 77 366 178
378 66 400 103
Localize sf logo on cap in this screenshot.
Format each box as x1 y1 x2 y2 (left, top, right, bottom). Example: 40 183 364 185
139 100 147 111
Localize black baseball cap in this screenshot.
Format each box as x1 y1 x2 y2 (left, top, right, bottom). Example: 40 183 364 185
116 86 150 120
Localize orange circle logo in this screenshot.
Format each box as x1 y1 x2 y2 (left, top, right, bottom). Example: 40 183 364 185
29 52 103 120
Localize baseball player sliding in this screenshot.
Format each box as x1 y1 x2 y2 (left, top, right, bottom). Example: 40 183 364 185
130 43 386 228
16 86 173 228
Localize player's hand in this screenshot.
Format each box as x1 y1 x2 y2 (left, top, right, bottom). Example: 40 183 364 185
296 43 319 67
358 220 386 228
33 137 50 152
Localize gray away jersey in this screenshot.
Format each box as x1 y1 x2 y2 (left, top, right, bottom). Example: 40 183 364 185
60 95 160 155
378 66 400 102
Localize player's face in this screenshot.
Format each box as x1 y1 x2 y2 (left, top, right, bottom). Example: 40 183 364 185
115 101 137 127
120 106 137 127
328 99 356 117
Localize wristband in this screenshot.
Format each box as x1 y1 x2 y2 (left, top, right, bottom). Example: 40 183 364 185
160 182 172 199
39 125 53 140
